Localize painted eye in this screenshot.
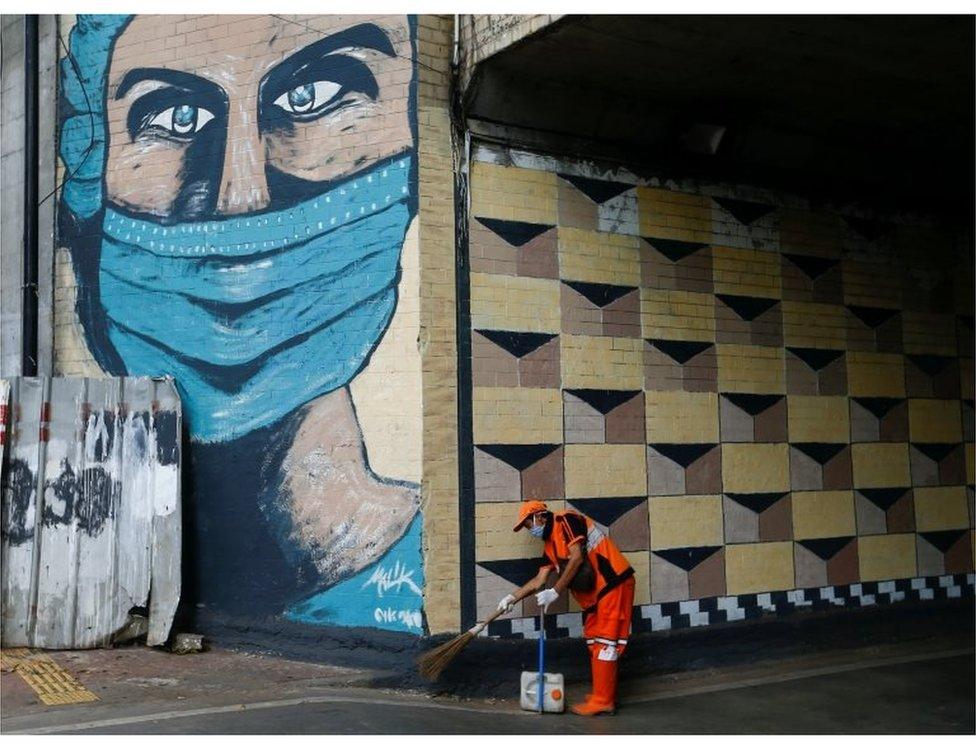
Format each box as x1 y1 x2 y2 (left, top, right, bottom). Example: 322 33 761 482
147 105 215 135
273 81 343 115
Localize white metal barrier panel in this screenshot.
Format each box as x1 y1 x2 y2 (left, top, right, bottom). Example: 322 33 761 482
1 377 181 648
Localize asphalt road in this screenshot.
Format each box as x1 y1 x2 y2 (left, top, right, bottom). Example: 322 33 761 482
28 651 975 734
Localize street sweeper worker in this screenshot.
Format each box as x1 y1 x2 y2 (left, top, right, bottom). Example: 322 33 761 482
497 499 636 716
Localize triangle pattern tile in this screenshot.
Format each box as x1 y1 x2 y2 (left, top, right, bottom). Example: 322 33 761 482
783 253 839 281
792 442 847 465
798 536 853 561
568 497 646 527
787 347 844 372
476 330 557 359
559 173 633 204
857 487 910 512
913 442 959 463
907 354 952 376
852 397 902 419
847 305 900 329
653 545 722 572
649 443 717 468
648 339 713 365
723 393 783 416
564 281 637 308
478 558 547 586
474 217 555 247
725 492 789 514
564 388 640 415
717 294 780 321
713 197 777 226
477 443 562 472
919 529 968 553
643 237 709 263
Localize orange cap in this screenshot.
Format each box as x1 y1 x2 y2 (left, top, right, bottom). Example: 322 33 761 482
513 499 549 531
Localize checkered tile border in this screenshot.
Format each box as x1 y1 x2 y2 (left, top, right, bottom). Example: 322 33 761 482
482 573 975 639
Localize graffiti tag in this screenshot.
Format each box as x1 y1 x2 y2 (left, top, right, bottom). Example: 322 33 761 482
361 560 423 598
374 607 423 630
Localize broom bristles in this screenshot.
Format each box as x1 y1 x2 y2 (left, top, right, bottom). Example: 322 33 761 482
417 630 476 680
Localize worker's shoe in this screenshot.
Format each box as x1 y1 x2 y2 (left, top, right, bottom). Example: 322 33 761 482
571 655 618 716
569 697 616 716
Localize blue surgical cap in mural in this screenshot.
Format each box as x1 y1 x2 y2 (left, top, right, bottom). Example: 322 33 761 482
59 14 132 221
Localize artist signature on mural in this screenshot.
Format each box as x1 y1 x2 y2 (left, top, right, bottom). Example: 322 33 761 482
374 607 423 630
361 560 423 598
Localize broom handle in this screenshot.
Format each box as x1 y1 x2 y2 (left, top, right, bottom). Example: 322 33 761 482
467 588 536 636
537 607 546 713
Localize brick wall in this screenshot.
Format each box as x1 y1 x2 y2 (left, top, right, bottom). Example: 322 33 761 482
417 13 462 634
465 142 975 637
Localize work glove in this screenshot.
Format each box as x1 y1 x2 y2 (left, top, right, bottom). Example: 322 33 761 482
497 594 516 613
535 588 558 609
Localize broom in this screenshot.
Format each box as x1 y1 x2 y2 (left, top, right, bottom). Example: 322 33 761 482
418 595 528 680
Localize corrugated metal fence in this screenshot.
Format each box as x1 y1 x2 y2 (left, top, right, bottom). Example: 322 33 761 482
1 376 181 648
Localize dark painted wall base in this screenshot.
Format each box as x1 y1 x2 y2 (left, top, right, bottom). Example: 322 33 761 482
180 590 974 699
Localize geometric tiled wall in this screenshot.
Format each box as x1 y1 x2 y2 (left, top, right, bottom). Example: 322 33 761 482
465 145 975 631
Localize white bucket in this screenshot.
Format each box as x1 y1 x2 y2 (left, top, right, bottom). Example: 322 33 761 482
519 670 565 713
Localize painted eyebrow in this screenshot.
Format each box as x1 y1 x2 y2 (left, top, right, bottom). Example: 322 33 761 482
259 23 396 93
116 68 225 100
280 22 396 65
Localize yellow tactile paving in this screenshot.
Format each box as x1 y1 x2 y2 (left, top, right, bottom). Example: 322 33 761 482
1 648 99 705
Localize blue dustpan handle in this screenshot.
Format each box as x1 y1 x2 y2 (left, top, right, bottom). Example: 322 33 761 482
537 609 545 713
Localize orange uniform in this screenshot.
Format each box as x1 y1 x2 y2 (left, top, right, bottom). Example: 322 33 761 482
512 500 635 714
540 510 636 655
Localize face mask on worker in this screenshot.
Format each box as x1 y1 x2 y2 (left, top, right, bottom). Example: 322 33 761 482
528 515 546 538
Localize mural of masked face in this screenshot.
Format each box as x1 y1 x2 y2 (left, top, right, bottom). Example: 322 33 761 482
98 15 417 442
58 15 424 632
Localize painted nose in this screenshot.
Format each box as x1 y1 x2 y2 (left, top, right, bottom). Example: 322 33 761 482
215 99 270 215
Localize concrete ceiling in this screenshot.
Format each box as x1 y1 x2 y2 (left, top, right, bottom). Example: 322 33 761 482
464 15 974 219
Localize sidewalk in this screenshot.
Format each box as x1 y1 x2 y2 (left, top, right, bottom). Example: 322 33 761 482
2 598 973 734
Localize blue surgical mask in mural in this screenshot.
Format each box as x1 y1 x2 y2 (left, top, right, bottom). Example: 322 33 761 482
98 153 414 442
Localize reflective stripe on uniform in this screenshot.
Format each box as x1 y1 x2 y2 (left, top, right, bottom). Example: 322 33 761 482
586 524 606 553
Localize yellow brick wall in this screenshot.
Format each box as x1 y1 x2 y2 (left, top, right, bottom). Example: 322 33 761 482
792 491 856 539
465 141 972 634
561 335 644 390
418 14 462 633
559 228 641 286
716 345 786 393
722 444 791 493
712 246 782 298
851 443 912 487
470 273 562 332
645 391 720 443
726 542 795 595
847 352 906 397
641 289 716 341
908 400 962 443
472 387 563 444
564 444 647 498
782 301 848 349
787 396 851 443
649 495 724 549
859 534 917 582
